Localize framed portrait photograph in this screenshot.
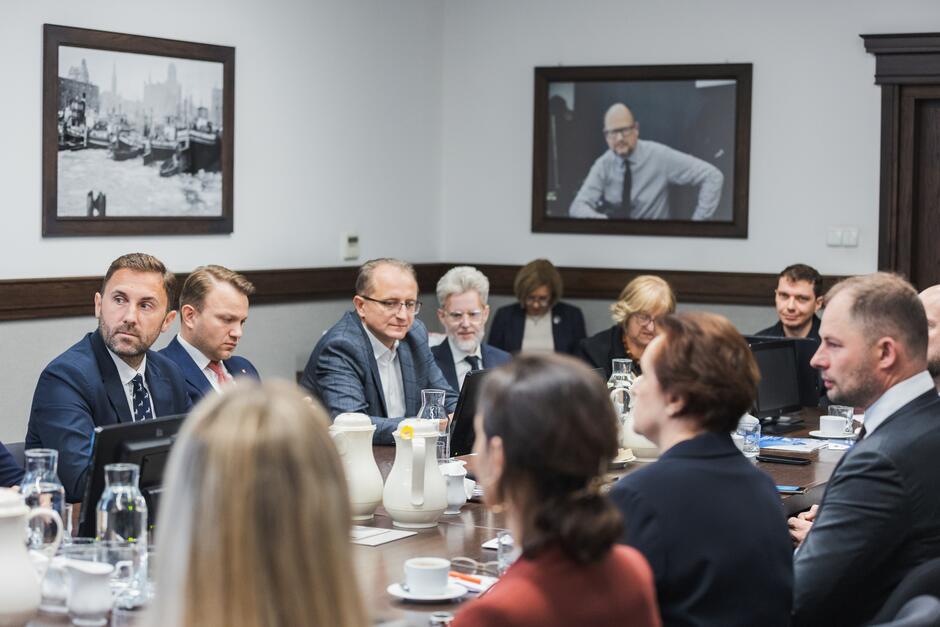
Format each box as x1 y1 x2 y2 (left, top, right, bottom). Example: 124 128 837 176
531 63 752 238
42 24 235 236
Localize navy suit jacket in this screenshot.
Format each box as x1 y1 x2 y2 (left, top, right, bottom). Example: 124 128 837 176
25 331 192 502
610 432 793 627
793 388 940 627
0 443 22 487
431 339 511 391
159 336 260 406
299 312 457 445
487 301 586 355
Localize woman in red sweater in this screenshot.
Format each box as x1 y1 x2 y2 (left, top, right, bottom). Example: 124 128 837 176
452 354 661 627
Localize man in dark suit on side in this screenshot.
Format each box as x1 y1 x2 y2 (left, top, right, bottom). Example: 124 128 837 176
789 272 940 627
300 258 457 445
431 266 510 391
160 265 259 405
26 253 192 503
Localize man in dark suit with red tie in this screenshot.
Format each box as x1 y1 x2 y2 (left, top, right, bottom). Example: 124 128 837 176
26 253 192 502
431 266 510 391
789 273 940 626
160 265 260 406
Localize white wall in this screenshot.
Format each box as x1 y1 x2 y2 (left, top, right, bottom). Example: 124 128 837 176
439 0 939 276
0 0 444 280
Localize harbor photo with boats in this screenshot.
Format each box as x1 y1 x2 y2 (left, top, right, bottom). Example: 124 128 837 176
56 46 224 218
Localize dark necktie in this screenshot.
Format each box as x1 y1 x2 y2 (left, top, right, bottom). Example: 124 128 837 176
131 374 152 422
465 355 481 371
620 158 633 216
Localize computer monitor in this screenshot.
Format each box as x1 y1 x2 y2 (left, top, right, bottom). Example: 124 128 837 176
78 414 187 537
745 335 823 407
448 369 492 458
747 339 804 434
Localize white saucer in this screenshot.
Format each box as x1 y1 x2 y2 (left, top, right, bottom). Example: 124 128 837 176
609 449 637 468
387 582 468 603
809 430 855 439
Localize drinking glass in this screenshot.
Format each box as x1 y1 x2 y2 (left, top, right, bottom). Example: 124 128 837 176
828 405 855 435
735 416 761 461
21 448 67 551
417 389 450 462
496 530 519 576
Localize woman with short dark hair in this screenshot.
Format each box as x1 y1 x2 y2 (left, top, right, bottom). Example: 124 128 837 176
452 354 660 627
487 259 586 355
609 312 793 627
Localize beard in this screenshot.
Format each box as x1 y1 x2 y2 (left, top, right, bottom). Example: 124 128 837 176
929 356 940 379
99 319 149 358
827 364 882 408
452 329 484 354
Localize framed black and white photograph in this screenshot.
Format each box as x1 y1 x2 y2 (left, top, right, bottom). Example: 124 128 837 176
42 24 235 236
531 63 752 238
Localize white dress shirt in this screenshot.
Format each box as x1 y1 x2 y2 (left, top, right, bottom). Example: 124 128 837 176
364 323 406 418
521 314 555 353
106 349 156 420
861 370 935 436
448 337 483 391
176 334 229 391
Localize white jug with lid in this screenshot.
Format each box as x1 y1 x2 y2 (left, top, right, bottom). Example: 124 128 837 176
330 413 384 520
0 487 64 626
382 419 446 528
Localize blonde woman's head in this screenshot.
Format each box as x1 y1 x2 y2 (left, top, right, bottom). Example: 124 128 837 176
611 275 677 355
147 381 366 627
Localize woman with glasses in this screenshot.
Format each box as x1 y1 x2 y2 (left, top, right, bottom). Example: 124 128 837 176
576 275 675 379
453 354 660 627
144 381 368 627
487 259 586 355
609 312 793 626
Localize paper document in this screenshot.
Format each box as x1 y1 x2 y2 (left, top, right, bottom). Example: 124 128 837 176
350 525 417 546
759 436 827 453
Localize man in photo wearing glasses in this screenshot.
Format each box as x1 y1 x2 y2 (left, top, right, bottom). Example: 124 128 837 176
431 266 511 392
300 258 457 445
569 102 724 221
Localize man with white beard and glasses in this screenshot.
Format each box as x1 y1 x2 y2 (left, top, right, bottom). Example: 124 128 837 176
432 266 511 392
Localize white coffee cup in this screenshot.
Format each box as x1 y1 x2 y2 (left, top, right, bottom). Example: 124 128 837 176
820 415 851 436
404 556 450 596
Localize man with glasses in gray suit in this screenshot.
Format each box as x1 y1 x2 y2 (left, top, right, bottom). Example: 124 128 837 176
300 258 457 445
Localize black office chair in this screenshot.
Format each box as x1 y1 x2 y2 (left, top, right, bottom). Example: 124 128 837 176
869 557 940 625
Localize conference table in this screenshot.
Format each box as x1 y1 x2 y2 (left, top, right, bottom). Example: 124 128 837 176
26 408 837 627
360 407 838 626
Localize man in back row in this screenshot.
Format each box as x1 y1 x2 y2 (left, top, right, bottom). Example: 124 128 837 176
301 258 457 445
26 253 192 502
788 273 940 626
160 265 260 405
757 263 823 341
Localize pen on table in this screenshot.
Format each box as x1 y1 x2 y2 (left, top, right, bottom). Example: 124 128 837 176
449 571 482 584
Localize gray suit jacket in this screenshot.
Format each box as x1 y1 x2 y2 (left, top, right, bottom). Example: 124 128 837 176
792 389 940 627
300 311 457 445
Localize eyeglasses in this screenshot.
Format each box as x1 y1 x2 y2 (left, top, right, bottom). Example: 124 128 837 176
603 125 636 139
358 294 422 314
632 312 659 327
443 310 484 322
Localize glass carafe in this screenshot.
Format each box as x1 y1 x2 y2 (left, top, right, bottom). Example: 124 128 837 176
608 358 636 415
417 389 449 462
20 448 67 550
96 463 150 608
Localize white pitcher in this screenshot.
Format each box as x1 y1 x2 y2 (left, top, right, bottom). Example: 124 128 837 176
330 413 384 521
0 488 64 626
382 419 446 528
611 379 659 460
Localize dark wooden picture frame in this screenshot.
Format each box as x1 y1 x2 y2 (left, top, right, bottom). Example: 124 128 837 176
42 24 235 236
531 63 752 238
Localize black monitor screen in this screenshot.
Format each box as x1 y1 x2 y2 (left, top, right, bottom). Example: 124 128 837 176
750 340 802 418
78 414 187 537
449 369 492 458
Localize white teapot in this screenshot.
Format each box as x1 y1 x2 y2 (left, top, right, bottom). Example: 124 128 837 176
611 377 659 461
0 488 64 626
330 413 384 520
382 419 446 528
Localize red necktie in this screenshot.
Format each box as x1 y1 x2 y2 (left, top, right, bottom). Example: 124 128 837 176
207 361 230 385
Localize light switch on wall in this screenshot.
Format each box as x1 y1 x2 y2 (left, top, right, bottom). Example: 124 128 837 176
826 228 843 247
842 228 859 247
342 233 360 261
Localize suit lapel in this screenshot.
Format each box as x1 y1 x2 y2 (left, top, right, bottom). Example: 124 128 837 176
145 357 174 417
437 341 459 391
551 304 565 350
510 307 525 352
398 341 419 416
169 338 213 396
89 331 133 424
